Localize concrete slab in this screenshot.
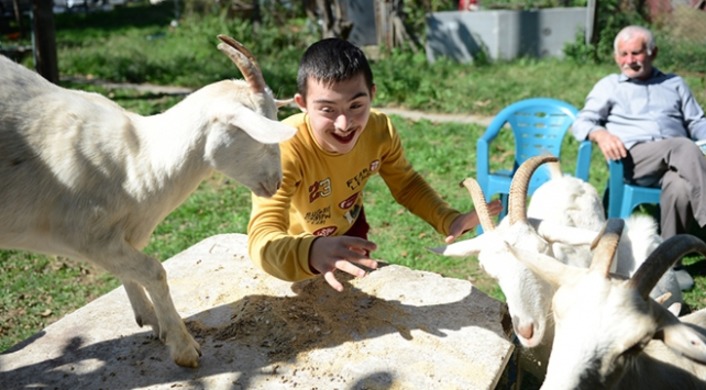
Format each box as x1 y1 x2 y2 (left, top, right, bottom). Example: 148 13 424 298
0 233 514 389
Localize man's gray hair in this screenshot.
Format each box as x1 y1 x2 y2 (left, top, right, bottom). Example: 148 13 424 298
614 25 656 56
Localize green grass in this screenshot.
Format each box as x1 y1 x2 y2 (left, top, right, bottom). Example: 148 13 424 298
2 2 706 353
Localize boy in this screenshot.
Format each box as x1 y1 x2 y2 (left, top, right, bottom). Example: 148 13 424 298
248 38 501 291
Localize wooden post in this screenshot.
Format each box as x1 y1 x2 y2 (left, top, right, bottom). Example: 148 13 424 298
31 0 58 84
11 0 23 36
374 0 390 48
586 0 598 46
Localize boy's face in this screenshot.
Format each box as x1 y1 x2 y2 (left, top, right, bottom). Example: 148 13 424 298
294 74 375 155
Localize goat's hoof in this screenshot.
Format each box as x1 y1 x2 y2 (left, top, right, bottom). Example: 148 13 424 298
172 340 202 368
168 330 202 368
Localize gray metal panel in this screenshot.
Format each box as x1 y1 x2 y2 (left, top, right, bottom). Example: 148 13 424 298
426 8 587 62
345 0 377 46
425 11 499 63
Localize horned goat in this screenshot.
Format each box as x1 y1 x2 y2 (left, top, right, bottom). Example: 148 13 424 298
528 161 681 308
431 155 599 349
0 35 296 368
508 219 706 389
431 156 681 379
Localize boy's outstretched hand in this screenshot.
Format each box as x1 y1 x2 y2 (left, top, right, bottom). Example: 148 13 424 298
445 199 503 243
309 236 379 292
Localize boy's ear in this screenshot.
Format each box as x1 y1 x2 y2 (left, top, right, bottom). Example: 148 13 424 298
294 93 307 113
370 84 376 101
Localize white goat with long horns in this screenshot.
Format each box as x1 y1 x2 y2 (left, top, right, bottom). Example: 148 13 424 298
432 156 599 350
432 155 681 380
0 35 296 367
508 219 706 389
527 161 681 308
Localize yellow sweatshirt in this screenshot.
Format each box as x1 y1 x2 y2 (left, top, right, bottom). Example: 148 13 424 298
247 109 461 281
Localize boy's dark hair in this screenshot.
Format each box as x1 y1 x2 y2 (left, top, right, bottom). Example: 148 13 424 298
296 38 374 99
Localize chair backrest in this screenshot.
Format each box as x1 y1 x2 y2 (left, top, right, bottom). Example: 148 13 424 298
482 97 581 192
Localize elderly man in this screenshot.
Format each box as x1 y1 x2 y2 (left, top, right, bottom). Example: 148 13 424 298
571 25 706 290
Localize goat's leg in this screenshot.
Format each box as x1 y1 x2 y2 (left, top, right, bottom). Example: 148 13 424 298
122 280 160 336
92 246 201 367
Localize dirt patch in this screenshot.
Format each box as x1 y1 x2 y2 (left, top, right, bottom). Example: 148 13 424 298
189 274 411 361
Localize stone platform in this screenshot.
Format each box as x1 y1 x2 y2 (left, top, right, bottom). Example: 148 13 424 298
0 234 514 389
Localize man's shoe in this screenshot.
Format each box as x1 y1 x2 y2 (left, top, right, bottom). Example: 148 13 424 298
673 268 695 291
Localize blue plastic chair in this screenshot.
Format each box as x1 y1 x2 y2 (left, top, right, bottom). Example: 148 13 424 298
606 158 662 218
476 98 592 227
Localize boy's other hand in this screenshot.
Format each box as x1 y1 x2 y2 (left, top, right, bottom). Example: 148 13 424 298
445 199 503 243
309 236 379 292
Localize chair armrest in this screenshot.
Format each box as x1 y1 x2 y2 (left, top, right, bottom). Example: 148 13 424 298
476 138 491 189
574 140 592 181
607 159 626 218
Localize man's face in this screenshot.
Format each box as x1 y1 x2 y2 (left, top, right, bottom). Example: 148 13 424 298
294 74 375 155
614 36 656 80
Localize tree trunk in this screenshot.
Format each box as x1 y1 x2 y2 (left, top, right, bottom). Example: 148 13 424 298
31 0 58 83
375 0 420 51
11 0 23 36
306 0 352 40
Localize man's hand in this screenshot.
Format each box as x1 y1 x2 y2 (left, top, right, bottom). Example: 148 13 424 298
445 199 503 243
309 236 378 292
589 129 627 161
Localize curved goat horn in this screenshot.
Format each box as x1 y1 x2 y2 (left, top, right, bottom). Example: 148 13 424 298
216 34 267 94
462 177 496 231
629 234 706 299
589 218 624 276
508 155 558 225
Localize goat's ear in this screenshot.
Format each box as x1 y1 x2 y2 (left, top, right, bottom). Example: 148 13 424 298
275 98 294 108
428 236 485 257
528 218 598 246
230 106 297 144
654 303 706 363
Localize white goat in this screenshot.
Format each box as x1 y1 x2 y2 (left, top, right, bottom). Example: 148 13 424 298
526 161 605 267
432 156 681 379
528 162 681 308
432 155 599 349
508 220 706 389
0 35 296 367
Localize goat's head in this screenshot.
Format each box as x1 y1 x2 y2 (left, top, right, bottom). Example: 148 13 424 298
432 155 579 348
203 35 297 198
508 220 706 389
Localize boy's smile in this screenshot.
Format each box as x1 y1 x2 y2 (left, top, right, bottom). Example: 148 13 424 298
332 130 356 144
294 74 375 155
